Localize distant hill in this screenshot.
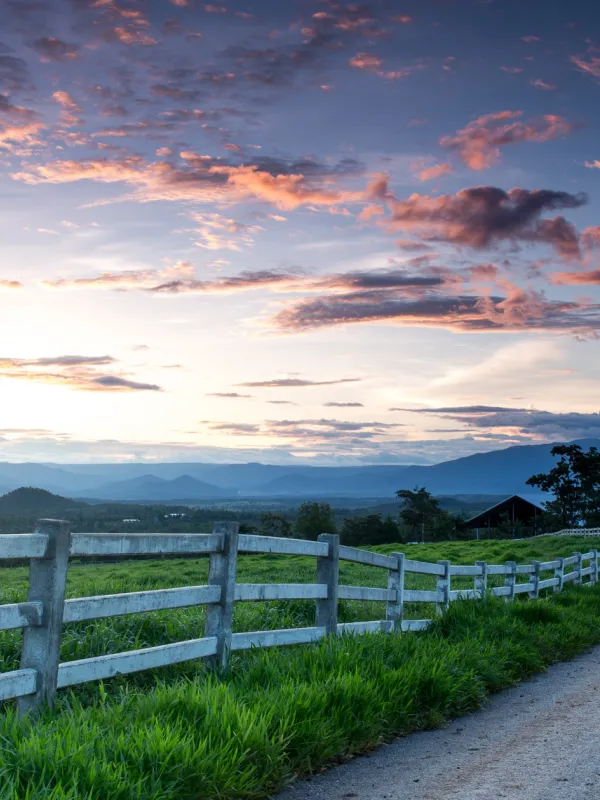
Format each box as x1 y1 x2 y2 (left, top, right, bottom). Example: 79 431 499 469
0 438 596 501
83 474 233 502
0 487 88 516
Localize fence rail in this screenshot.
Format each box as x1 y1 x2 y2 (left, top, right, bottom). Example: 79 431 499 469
0 519 597 717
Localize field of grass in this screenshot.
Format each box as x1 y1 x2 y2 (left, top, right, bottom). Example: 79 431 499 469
0 535 599 798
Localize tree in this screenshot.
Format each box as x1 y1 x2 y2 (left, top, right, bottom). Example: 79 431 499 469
259 512 292 538
526 444 600 527
294 502 336 539
340 514 401 546
396 487 443 542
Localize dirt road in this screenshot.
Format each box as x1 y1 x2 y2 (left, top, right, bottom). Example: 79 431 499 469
276 646 600 800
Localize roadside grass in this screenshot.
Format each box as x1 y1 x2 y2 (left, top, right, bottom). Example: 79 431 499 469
0 584 600 798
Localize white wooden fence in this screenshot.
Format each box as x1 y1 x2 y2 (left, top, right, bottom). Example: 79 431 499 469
0 519 597 717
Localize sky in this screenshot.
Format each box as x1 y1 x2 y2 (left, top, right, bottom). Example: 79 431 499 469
1 0 600 466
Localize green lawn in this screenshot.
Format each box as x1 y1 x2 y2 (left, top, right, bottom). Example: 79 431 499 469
0 535 599 798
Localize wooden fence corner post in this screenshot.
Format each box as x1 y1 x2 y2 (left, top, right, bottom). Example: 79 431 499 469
574 552 582 586
437 560 451 614
529 561 541 600
554 557 565 593
591 550 599 586
386 553 405 631
474 561 488 599
504 561 517 602
316 533 339 636
18 519 71 717
204 522 239 671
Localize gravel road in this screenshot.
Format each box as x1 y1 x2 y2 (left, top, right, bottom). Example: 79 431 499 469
276 646 600 800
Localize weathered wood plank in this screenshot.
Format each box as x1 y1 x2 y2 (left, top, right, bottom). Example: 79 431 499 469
336 620 393 635
0 669 38 702
63 586 220 623
338 585 394 602
563 570 579 582
401 619 431 631
404 559 445 576
449 565 482 577
316 534 339 635
581 566 594 577
563 554 579 566
538 560 561 571
338 546 397 570
404 589 442 603
386 552 405 630
19 520 70 717
235 583 327 602
57 637 218 688
581 551 595 560
0 534 48 560
516 564 534 575
70 533 222 557
237 534 327 557
487 564 511 575
491 586 511 597
475 561 488 598
0 601 43 631
231 626 325 651
204 523 238 670
449 589 478 601
538 577 560 590
514 582 534 594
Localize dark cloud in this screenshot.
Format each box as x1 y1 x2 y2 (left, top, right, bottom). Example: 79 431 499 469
206 392 253 398
324 401 364 407
381 184 587 258
404 405 600 440
271 286 600 334
91 375 161 391
0 355 116 367
30 37 80 61
237 377 361 388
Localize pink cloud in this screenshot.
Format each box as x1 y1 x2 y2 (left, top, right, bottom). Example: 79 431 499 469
412 161 453 182
571 54 600 79
440 111 576 170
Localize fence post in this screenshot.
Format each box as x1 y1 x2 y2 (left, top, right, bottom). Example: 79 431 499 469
591 550 599 586
529 561 541 600
554 557 565 593
386 552 405 630
474 561 488 599
204 521 239 670
504 561 516 602
573 552 582 586
316 533 339 635
18 519 71 717
437 560 450 613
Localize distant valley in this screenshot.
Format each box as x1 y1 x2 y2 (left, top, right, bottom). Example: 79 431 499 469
0 438 592 503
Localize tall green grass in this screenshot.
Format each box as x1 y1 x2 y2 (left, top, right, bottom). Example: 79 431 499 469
0 536 599 798
1 586 600 799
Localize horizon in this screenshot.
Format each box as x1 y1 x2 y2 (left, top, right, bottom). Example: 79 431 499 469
2 0 600 465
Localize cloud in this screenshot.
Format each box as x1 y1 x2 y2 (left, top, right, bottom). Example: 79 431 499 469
403 405 600 440
412 162 453 182
382 184 586 258
12 153 369 212
237 377 361 388
206 392 253 398
440 111 576 170
30 37 80 61
551 269 600 285
207 422 260 434
0 280 22 289
571 54 600 79
0 52 31 92
531 79 557 91
202 417 403 444
271 286 600 335
52 91 83 127
0 354 161 392
349 52 413 79
324 401 364 407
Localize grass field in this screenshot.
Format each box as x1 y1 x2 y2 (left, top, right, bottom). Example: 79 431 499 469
0 535 599 798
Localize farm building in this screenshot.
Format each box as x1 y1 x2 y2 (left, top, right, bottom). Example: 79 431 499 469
465 495 544 538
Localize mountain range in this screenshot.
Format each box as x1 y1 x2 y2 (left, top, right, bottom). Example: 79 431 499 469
0 438 594 502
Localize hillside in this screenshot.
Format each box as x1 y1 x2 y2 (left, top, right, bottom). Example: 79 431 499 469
0 488 88 516
0 438 595 501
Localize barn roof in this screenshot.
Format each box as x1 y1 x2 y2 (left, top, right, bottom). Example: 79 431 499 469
465 494 544 528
